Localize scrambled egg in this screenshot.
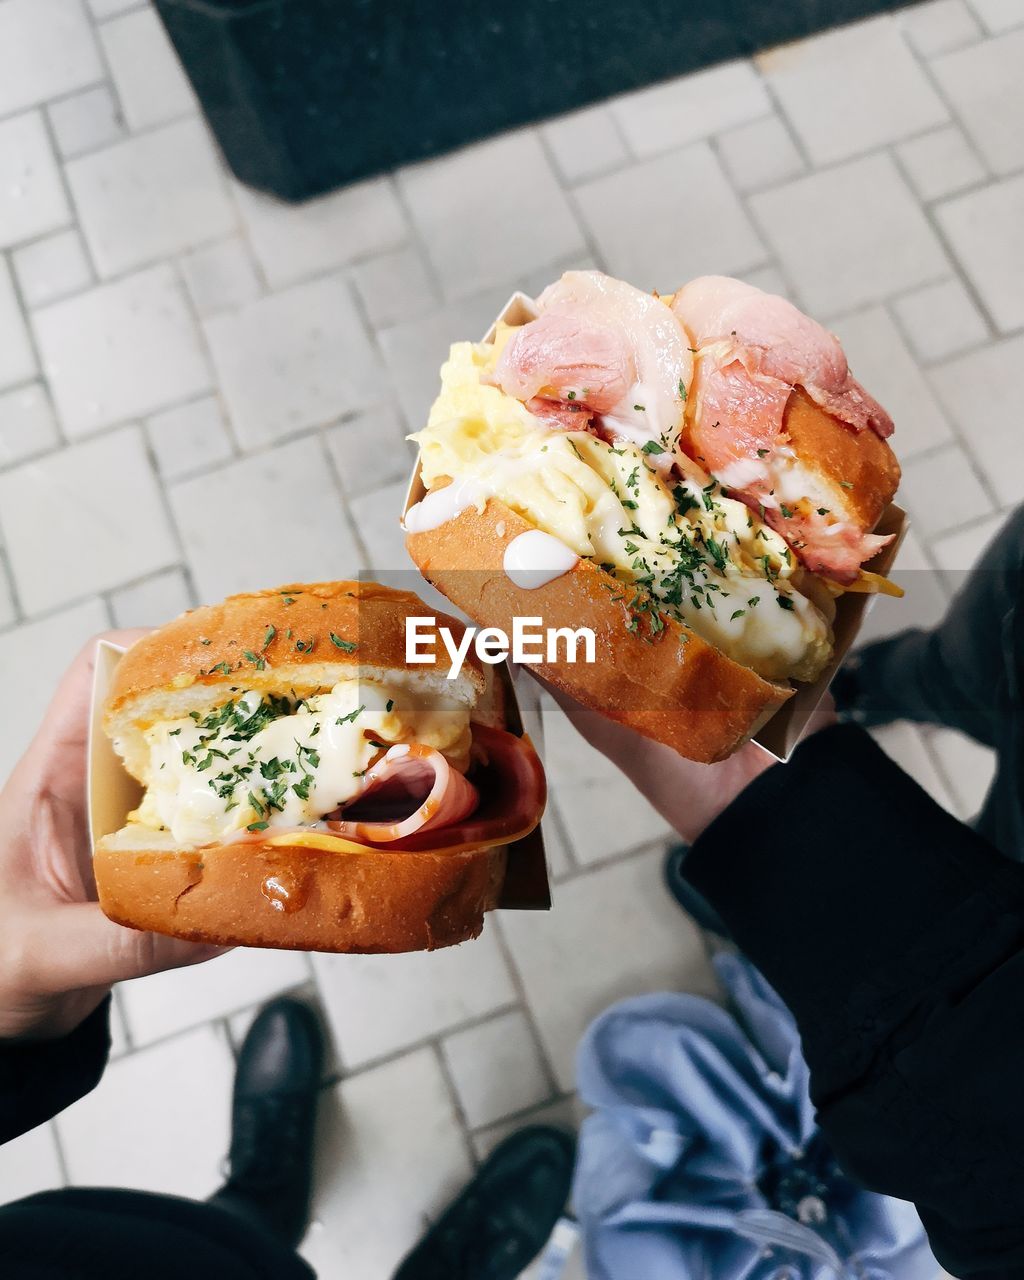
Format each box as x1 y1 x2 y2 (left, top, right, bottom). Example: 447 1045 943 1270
412 339 833 683
130 678 471 846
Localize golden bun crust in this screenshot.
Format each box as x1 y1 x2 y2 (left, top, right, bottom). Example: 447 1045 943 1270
782 388 901 529
94 836 506 954
406 498 791 764
107 580 484 725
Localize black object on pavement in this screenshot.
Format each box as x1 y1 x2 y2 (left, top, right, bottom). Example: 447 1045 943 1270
208 997 325 1249
156 0 921 201
392 1125 576 1280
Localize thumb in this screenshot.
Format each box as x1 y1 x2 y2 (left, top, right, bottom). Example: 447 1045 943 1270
29 903 228 994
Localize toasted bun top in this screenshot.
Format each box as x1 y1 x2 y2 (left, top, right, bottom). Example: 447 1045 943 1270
106 581 484 738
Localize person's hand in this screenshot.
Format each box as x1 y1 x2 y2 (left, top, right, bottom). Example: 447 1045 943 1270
0 634 224 1042
545 684 836 844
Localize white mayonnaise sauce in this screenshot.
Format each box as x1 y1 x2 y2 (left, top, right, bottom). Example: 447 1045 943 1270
404 475 488 533
503 529 579 589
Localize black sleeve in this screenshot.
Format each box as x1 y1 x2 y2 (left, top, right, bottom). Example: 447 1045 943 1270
0 997 111 1145
686 723 1024 1280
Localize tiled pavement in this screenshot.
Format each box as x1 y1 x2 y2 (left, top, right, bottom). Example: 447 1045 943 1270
0 1 1018 1274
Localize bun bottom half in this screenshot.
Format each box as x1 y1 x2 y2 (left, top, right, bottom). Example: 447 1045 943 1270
406 498 791 764
94 838 507 953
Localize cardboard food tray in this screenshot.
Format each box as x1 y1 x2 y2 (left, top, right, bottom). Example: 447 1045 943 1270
403 291 909 764
88 640 551 920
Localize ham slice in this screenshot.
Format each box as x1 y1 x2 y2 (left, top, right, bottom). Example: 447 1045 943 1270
490 270 693 469
327 744 479 844
670 276 895 581
326 725 546 852
670 275 893 439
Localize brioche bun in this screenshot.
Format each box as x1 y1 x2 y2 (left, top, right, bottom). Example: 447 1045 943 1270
95 581 520 953
406 499 791 764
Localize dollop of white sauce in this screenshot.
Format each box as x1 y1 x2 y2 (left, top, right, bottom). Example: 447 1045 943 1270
404 476 488 532
503 529 579 589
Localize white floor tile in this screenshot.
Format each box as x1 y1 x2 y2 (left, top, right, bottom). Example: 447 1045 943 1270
0 1123 64 1202
930 335 1024 506
967 0 1024 32
896 126 986 203
892 278 989 363
0 596 108 782
146 394 234 480
575 141 766 291
99 6 197 130
56 1023 235 1198
540 104 630 185
203 273 381 449
442 1010 553 1129
498 848 716 1091
0 259 36 392
610 59 771 158
378 282 515 430
0 558 17 631
936 175 1024 334
932 511 1009 570
0 112 71 251
169 435 362 601
0 383 60 467
925 726 997 819
898 445 994 538
12 229 92 308
716 115 805 193
348 479 415 572
829 306 952 458
0 0 103 118
897 0 982 55
399 131 585 302
751 153 948 316
0 424 178 615
326 403 415 494
540 700 671 867
758 14 947 165
931 30 1024 175
32 263 211 437
109 566 193 628
351 245 439 329
300 1049 473 1279
47 83 125 161
68 118 236 278
311 925 517 1070
234 176 407 290
87 0 143 16
870 722 958 813
118 947 311 1047
179 236 263 317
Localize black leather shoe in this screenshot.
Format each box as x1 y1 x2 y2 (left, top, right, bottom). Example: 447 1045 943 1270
664 843 731 938
208 997 324 1249
393 1125 576 1280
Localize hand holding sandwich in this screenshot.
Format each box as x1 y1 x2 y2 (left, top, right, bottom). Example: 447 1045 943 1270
0 634 223 1042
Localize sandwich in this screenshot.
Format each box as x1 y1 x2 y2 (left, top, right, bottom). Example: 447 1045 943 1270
94 581 546 953
404 270 901 763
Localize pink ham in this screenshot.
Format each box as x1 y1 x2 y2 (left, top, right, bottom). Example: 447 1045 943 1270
671 275 894 440
328 744 479 844
490 270 693 467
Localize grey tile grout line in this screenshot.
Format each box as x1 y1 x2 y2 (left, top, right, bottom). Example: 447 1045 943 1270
468 1086 581 1147
1 248 70 451
489 916 563 1100
315 431 370 567
429 1040 485 1173
533 126 610 277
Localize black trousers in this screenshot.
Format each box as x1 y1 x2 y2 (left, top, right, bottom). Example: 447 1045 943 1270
855 504 1024 858
0 1188 314 1279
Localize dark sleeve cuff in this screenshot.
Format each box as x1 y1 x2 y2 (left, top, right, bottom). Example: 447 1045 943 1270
0 997 111 1145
